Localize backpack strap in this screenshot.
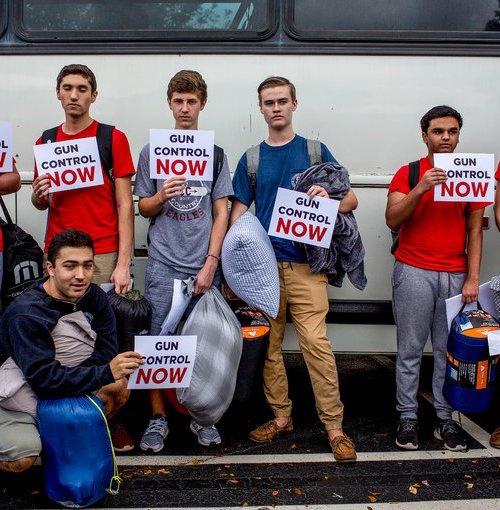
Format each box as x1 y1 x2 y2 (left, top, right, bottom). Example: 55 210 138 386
306 138 322 166
212 144 224 188
408 160 420 190
246 138 323 192
41 123 115 182
96 123 114 182
245 145 260 190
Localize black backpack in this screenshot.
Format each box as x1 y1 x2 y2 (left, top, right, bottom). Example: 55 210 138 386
390 160 420 254
0 197 44 309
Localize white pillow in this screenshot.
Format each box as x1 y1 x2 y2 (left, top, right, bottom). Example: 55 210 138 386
222 212 279 319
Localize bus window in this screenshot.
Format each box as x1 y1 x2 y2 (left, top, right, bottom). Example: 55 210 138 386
15 0 273 41
0 2 6 38
286 0 500 40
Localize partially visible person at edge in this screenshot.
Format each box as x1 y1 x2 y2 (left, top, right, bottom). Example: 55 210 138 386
0 229 143 474
30 64 136 451
386 105 488 452
230 76 358 462
490 152 500 450
0 160 21 310
134 70 233 453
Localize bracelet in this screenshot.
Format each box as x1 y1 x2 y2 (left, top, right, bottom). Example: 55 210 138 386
206 253 221 261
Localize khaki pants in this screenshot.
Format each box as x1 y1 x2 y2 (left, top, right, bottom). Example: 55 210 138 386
92 252 118 285
264 262 344 430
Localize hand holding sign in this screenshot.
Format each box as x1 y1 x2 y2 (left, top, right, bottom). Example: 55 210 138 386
157 176 188 203
419 167 447 193
109 351 144 381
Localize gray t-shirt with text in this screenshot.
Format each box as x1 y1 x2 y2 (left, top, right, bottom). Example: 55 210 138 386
134 143 233 273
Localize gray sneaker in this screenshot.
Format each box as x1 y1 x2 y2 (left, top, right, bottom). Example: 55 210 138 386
140 415 169 453
190 420 222 446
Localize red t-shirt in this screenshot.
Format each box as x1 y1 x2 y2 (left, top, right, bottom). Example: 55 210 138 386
388 157 487 272
495 161 500 180
34 121 135 254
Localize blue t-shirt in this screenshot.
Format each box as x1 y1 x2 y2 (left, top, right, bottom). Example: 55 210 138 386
232 135 337 262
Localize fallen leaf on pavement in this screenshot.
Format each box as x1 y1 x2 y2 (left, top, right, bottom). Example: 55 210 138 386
368 495 377 503
421 480 430 487
272 490 279 496
409 485 418 495
294 488 302 495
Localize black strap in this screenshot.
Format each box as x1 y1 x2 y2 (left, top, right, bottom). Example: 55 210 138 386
0 196 13 225
459 301 483 314
41 123 115 181
408 160 420 190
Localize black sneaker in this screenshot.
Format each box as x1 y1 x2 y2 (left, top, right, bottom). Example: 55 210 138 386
395 418 418 450
434 419 467 451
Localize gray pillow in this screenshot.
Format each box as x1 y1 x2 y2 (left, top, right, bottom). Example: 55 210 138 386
222 212 279 319
178 287 242 425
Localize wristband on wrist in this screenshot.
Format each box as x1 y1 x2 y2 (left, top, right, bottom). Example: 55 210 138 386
206 253 221 261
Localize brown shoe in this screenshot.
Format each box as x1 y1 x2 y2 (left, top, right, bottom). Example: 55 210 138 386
249 418 293 443
490 427 500 449
329 434 357 462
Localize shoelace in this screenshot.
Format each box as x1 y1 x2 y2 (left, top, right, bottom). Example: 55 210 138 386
400 420 417 433
146 418 167 434
440 420 460 435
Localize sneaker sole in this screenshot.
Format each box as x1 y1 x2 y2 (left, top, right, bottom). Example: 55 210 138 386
334 454 357 463
395 439 418 450
140 443 165 453
113 444 135 453
433 429 467 451
190 422 222 446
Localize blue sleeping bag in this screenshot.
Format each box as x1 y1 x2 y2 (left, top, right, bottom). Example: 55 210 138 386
37 395 120 508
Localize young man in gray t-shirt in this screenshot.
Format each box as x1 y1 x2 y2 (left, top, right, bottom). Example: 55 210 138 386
134 70 233 453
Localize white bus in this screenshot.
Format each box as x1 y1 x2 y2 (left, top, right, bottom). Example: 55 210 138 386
2 0 500 352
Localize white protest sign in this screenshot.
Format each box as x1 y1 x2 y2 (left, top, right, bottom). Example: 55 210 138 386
434 153 494 202
33 137 103 193
128 335 197 389
268 188 339 248
149 129 214 181
0 122 13 173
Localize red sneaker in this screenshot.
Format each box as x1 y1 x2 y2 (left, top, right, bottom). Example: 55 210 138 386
110 420 134 453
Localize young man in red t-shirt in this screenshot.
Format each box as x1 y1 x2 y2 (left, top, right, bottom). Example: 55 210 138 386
31 64 135 452
386 105 486 452
31 64 135 295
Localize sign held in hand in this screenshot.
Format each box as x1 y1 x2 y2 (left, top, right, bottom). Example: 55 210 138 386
268 188 339 248
128 335 197 389
33 137 103 192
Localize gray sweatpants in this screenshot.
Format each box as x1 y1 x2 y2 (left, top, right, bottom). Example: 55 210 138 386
145 258 221 336
392 261 465 421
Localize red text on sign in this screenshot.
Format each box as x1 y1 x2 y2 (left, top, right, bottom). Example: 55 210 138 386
440 181 488 198
156 159 207 177
47 166 96 187
136 366 188 385
276 217 328 242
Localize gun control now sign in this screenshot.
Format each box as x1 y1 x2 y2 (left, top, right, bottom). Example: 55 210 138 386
128 335 197 389
0 122 13 173
150 129 214 181
268 188 339 248
33 137 103 192
434 153 495 202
